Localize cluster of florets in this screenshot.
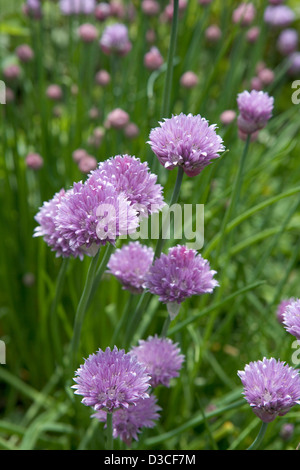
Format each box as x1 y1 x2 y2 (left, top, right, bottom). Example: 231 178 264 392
73 340 185 446
34 155 164 259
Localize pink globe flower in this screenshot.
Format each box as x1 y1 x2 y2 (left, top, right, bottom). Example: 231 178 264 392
144 47 164 71
25 152 43 170
105 108 130 129
100 23 132 56
46 84 63 101
237 90 274 134
16 44 34 62
180 71 198 89
78 23 98 43
232 3 256 26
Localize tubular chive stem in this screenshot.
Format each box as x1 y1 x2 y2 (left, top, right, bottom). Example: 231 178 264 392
154 165 184 260
70 249 101 370
247 422 268 450
161 0 179 119
106 412 114 451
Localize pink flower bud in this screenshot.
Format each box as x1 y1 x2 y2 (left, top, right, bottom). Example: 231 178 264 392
78 155 98 173
144 47 164 71
232 3 256 27
246 26 260 43
25 152 43 170
180 71 198 89
106 108 130 129
250 76 263 91
78 23 98 43
94 3 111 21
205 24 222 42
95 69 111 86
46 84 63 101
124 122 139 139
3 64 21 80
16 44 34 62
258 68 275 86
220 110 236 125
142 0 160 16
72 149 88 163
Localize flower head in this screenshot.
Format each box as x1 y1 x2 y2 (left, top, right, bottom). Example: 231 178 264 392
276 298 295 324
100 23 132 56
237 90 274 134
232 3 256 27
72 346 151 412
277 29 298 55
288 52 300 77
131 335 184 387
283 299 300 340
105 108 129 129
25 152 43 170
59 0 96 15
144 47 164 70
92 395 160 446
264 5 295 28
148 113 224 177
54 180 138 255
144 245 218 318
78 23 98 43
107 242 154 293
87 155 165 217
238 357 300 423
33 189 82 259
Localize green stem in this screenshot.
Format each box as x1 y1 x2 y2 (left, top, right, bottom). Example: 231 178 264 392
88 243 115 307
161 0 179 119
50 258 70 364
125 166 184 346
216 135 251 262
247 422 268 450
152 0 179 175
69 249 101 370
106 412 114 451
161 315 171 338
124 292 152 347
111 293 135 347
154 166 184 259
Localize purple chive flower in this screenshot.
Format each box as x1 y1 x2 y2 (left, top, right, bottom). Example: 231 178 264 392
72 346 151 412
54 180 139 256
283 299 300 340
237 90 274 134
59 0 96 15
99 23 132 56
288 52 300 77
131 335 185 388
107 242 154 294
144 245 218 319
148 113 224 177
87 155 165 217
92 395 161 446
238 357 300 423
264 5 295 28
33 189 83 259
277 29 298 56
25 0 42 17
276 298 295 324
